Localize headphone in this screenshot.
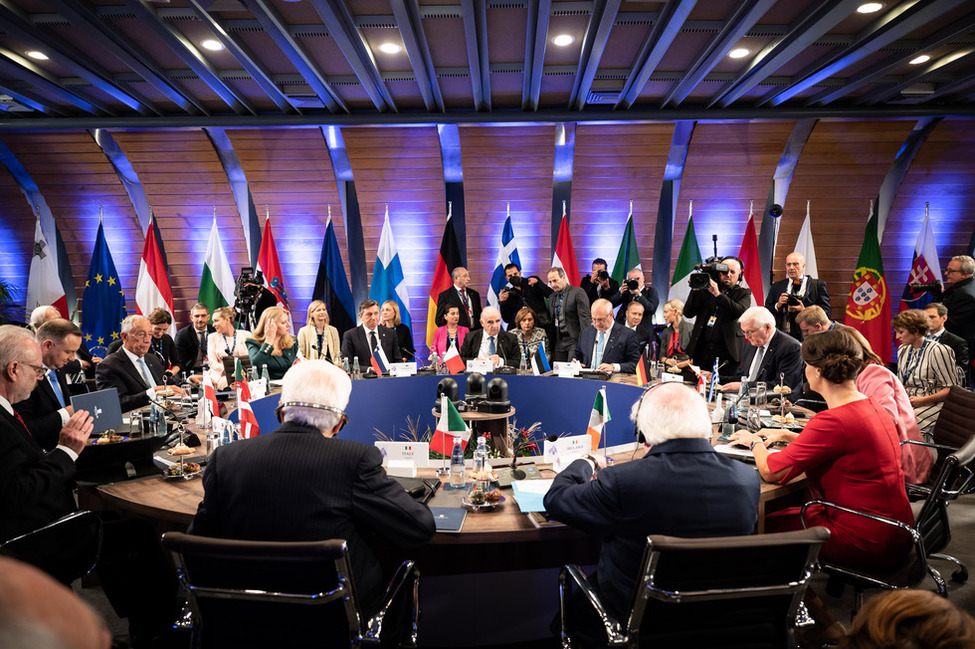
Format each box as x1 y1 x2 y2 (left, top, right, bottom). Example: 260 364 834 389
275 401 348 433
721 256 745 282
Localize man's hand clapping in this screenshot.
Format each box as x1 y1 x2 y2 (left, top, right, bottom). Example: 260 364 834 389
58 409 94 455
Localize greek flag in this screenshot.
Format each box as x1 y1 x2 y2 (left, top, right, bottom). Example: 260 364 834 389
487 214 521 310
368 209 412 329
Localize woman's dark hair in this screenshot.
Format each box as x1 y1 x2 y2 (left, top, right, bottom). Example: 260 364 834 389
839 589 975 649
513 307 536 330
891 309 930 336
800 328 863 384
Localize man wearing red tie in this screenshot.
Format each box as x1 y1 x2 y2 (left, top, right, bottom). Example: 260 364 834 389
435 266 483 331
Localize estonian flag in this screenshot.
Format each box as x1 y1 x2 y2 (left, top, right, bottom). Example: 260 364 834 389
313 214 356 337
531 341 551 375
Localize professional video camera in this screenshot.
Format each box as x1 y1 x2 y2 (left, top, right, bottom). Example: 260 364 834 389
910 281 943 299
234 266 265 327
689 257 730 290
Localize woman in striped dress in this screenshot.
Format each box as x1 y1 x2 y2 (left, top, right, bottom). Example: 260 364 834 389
893 309 958 432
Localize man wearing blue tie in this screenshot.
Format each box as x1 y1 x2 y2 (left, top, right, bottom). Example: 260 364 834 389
96 315 184 412
573 299 642 374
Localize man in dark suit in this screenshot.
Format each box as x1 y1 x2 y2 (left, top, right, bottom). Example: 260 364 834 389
107 307 181 379
579 258 619 305
721 306 804 395
610 268 659 327
765 252 831 341
941 255 975 359
14 319 85 451
621 301 656 351
174 302 214 375
435 267 482 331
340 299 401 371
498 263 553 332
547 266 592 362
188 360 435 614
573 299 642 374
684 256 752 374
924 302 970 371
459 307 520 367
0 325 94 542
96 315 184 413
544 382 759 627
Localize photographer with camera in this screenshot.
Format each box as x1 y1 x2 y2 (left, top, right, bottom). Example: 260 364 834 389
609 268 659 328
764 252 831 341
233 267 277 332
580 259 619 305
498 263 553 334
683 256 751 374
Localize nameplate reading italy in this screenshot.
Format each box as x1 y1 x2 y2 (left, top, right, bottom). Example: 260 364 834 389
375 441 431 468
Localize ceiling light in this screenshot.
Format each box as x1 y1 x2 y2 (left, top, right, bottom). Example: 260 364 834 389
857 3 884 13
200 39 224 52
909 54 931 65
378 43 402 54
25 51 48 61
552 34 575 47
728 48 750 59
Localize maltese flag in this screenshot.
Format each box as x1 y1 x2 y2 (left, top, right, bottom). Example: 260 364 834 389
26 216 68 320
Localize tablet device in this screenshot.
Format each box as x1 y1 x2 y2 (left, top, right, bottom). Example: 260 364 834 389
70 388 124 434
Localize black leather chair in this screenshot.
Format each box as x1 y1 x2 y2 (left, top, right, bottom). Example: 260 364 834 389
558 527 830 649
0 510 103 585
903 385 975 497
161 532 420 648
220 354 251 386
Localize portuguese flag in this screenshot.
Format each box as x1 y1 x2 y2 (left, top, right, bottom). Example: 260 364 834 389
843 204 891 363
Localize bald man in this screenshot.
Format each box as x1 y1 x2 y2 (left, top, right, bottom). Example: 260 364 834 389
573 299 642 374
765 252 831 341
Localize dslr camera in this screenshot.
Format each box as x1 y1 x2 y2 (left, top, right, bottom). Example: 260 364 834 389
595 269 610 282
688 258 730 290
507 274 522 288
624 278 640 292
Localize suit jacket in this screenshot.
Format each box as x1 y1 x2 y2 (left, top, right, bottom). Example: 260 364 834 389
736 329 804 394
431 325 468 358
459 329 520 367
932 327 970 370
296 324 341 363
109 334 179 372
549 285 592 341
174 324 215 371
435 286 483 330
610 286 660 325
0 405 78 542
659 319 693 360
498 277 554 329
13 368 73 451
765 276 831 340
340 326 402 370
543 439 760 620
95 349 166 412
188 421 435 613
580 275 620 306
622 319 656 351
943 276 975 352
573 325 642 374
684 284 752 366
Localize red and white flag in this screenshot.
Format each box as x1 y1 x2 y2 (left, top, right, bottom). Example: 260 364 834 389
737 213 764 308
256 214 291 315
552 209 581 287
202 371 219 418
26 216 67 320
135 216 175 336
442 344 465 374
236 380 261 439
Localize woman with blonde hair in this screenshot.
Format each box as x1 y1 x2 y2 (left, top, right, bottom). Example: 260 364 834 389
380 300 414 362
297 300 340 363
206 306 250 389
659 299 693 372
246 306 298 380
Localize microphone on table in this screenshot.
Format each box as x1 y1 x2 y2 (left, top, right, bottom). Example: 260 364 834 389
511 433 559 480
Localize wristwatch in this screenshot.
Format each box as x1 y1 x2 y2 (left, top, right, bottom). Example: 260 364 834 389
749 439 761 451
585 454 601 472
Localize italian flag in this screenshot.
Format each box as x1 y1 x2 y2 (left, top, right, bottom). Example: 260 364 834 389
670 213 702 306
430 395 471 455
586 387 610 451
199 217 235 312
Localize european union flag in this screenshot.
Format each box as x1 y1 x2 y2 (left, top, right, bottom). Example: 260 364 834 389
81 220 127 358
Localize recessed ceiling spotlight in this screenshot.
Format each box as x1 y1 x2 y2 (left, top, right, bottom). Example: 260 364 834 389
728 48 750 59
909 54 931 65
25 51 48 61
200 39 224 51
552 34 575 47
378 43 402 54
857 3 884 13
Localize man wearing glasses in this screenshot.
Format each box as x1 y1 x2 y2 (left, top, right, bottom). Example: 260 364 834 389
96 315 184 413
941 256 975 361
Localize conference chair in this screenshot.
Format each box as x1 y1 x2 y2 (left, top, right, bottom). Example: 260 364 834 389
903 385 975 497
221 354 251 385
161 532 420 648
0 510 103 586
558 527 830 649
804 435 975 617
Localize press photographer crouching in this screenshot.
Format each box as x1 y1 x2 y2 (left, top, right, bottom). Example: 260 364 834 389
683 256 752 374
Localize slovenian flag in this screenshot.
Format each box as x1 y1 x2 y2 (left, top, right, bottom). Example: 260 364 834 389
371 343 390 375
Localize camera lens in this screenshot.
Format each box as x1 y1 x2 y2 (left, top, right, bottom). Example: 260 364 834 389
625 279 640 291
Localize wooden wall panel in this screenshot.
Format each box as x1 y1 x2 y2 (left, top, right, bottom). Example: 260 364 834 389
0 161 35 321
0 131 140 320
111 129 247 326
883 117 975 312
342 126 445 355
226 127 344 328
571 123 673 282
779 119 915 311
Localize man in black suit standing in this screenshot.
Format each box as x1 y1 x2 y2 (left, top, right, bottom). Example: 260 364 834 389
574 299 642 374
547 266 592 362
498 263 553 332
721 306 804 395
459 306 520 368
340 300 401 371
610 268 659 327
435 267 482 331
765 252 831 341
189 360 435 614
924 302 970 372
96 315 184 413
14 319 84 451
684 256 751 374
173 302 214 376
579 258 619 305
941 255 975 359
0 325 94 542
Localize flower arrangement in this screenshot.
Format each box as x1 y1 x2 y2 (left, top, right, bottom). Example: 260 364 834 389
506 420 543 458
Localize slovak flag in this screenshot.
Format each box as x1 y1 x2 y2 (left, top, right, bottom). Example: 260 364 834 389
900 211 941 312
370 344 390 375
236 380 260 439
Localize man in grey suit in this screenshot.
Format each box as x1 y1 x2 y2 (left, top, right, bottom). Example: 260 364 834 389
547 266 591 362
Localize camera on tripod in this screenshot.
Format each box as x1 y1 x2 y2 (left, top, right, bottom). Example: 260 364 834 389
689 258 730 290
234 267 264 320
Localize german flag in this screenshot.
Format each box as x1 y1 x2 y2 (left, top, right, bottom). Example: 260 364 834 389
635 352 649 386
426 208 463 349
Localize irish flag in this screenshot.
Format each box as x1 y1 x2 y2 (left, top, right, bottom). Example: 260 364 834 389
135 214 175 336
199 217 235 313
586 387 610 451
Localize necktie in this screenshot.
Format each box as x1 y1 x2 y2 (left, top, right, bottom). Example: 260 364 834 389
460 290 472 324
488 336 496 355
748 346 766 383
48 369 66 408
594 331 606 368
137 357 155 388
370 330 378 352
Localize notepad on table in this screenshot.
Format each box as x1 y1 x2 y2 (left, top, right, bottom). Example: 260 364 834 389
430 507 467 533
511 479 555 513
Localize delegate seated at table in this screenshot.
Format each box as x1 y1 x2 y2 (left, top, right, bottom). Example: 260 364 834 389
95 315 184 412
459 307 519 368
572 299 641 374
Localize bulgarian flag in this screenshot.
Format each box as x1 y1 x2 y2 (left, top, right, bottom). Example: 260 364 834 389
586 387 610 451
611 204 641 284
430 394 471 455
669 206 702 307
236 380 260 439
737 210 764 308
552 203 580 286
844 202 891 363
202 370 219 418
426 204 463 348
134 213 175 336
199 217 235 313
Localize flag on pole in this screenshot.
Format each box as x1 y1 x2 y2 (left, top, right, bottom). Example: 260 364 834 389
312 213 356 337
81 217 127 359
26 214 68 320
793 201 819 280
236 380 260 439
844 203 891 363
635 354 649 386
552 207 581 286
738 212 764 308
442 344 465 374
234 357 245 383
611 204 641 284
198 217 236 316
426 205 464 349
708 357 720 403
256 213 290 313
202 370 219 418
669 212 703 306
135 214 175 336
369 207 412 330
430 394 471 455
487 210 521 310
900 207 941 312
531 341 551 375
586 387 610 451
370 344 391 375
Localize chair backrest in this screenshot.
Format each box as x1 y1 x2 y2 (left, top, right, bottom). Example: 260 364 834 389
930 386 975 457
915 435 975 557
161 532 363 648
0 510 103 586
221 354 251 383
627 527 830 649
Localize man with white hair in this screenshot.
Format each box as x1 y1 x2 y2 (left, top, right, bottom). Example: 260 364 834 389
765 252 831 341
721 306 804 395
459 306 520 367
95 315 183 412
544 382 759 629
189 360 435 615
940 255 975 358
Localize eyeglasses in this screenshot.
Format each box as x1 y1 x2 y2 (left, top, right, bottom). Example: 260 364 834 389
945 268 963 275
21 362 46 378
742 327 765 339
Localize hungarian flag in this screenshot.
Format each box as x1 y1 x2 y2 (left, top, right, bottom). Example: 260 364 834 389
202 370 219 418
199 217 235 315
26 215 68 320
552 213 580 287
430 394 471 455
900 211 941 312
257 215 290 313
312 214 356 337
844 206 891 363
442 344 465 374
135 214 175 336
236 380 260 439
737 213 764 308
426 207 463 348
611 208 641 284
586 387 610 451
669 213 702 306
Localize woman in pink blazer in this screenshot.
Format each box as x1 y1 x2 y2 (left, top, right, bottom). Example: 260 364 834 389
432 304 468 359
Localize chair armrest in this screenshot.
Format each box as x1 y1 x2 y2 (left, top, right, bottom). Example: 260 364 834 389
800 500 920 544
364 560 418 647
900 439 960 452
558 564 625 646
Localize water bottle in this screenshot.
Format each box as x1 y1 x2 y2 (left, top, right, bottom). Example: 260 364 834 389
155 406 167 436
352 357 361 379
519 352 528 375
710 393 725 424
449 437 466 487
261 364 269 382
428 351 439 372
473 436 488 474
342 357 350 374
250 366 260 381
147 403 157 434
